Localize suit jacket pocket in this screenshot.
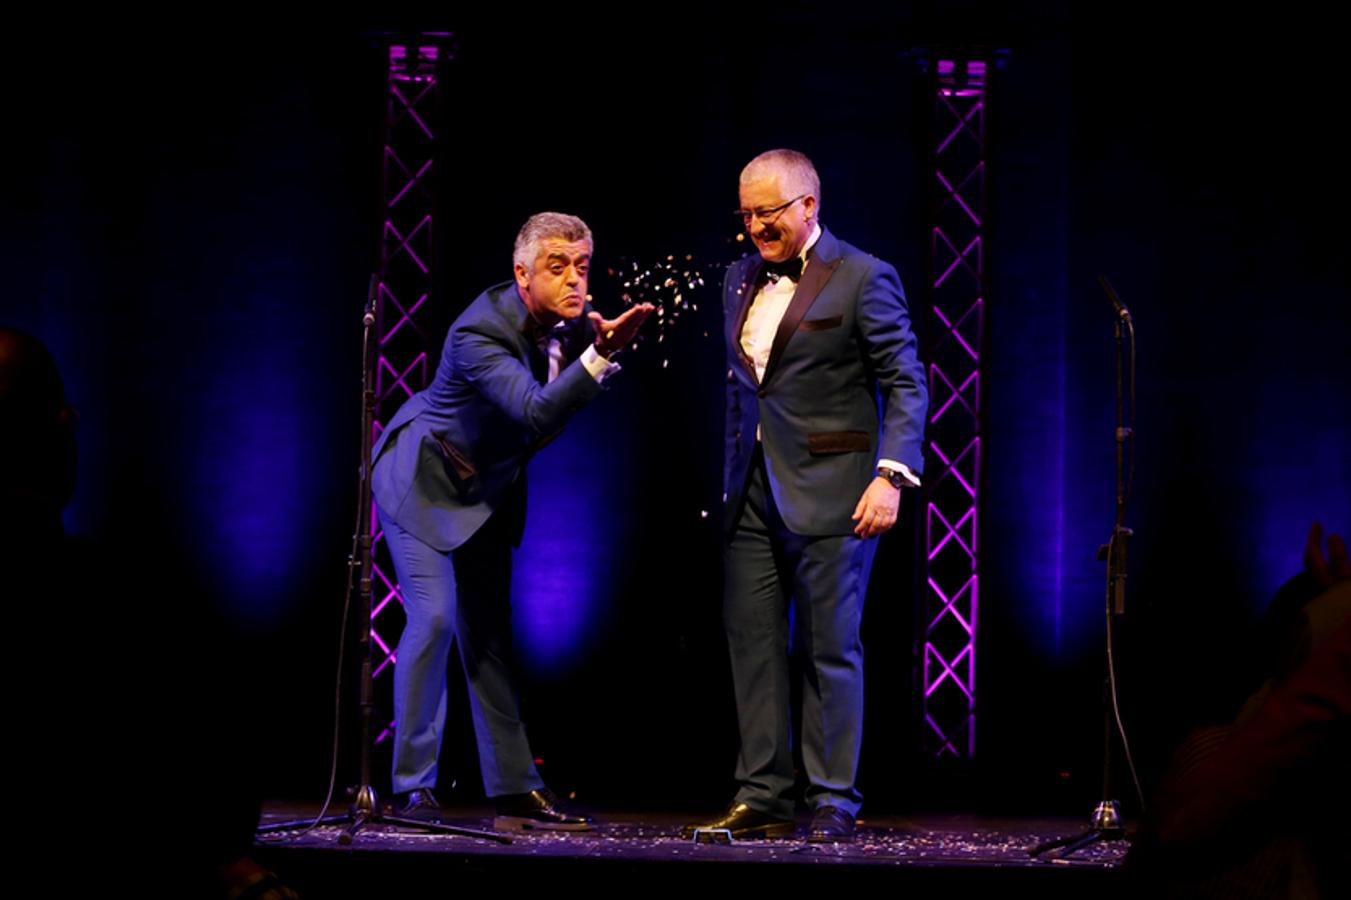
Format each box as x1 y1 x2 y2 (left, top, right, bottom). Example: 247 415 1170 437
799 315 843 332
807 431 872 455
432 434 477 482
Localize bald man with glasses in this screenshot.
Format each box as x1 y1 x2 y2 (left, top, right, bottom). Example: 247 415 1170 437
686 149 928 843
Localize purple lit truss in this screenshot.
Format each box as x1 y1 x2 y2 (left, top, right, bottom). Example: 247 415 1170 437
370 38 448 745
922 58 986 759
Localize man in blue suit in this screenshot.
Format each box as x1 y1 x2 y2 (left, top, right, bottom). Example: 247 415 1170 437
372 212 652 830
686 150 928 842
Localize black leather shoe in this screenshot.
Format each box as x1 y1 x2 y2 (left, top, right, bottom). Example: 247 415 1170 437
493 789 594 832
681 802 795 840
395 788 443 823
806 805 856 843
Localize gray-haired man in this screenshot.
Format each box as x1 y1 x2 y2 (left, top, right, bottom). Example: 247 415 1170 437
372 212 652 829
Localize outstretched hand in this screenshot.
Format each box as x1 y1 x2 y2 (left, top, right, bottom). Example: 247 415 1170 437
589 304 656 357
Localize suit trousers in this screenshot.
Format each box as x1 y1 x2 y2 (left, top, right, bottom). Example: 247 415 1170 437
381 497 544 798
725 449 876 819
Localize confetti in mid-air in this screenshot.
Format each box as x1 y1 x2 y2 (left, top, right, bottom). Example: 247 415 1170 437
603 253 714 366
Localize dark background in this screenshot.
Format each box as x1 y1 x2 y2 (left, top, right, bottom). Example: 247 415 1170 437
6 3 1347 816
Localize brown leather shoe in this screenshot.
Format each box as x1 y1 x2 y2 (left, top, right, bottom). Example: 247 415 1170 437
681 802 795 840
493 789 594 832
806 805 856 843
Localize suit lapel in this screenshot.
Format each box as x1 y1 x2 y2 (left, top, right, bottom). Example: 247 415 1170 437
761 229 843 387
729 256 763 382
500 281 536 354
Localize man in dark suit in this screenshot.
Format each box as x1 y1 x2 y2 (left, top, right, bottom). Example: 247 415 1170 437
686 150 928 842
371 212 652 830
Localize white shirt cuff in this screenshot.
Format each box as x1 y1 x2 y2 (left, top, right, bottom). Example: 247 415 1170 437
878 459 921 488
581 344 622 382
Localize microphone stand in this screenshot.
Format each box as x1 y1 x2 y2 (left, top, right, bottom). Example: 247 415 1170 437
1030 276 1138 860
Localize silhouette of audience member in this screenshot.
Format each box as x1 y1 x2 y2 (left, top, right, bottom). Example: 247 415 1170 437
0 327 77 548
2 328 296 898
1129 523 1350 899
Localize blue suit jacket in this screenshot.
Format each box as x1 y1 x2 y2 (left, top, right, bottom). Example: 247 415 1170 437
724 228 928 536
372 281 603 552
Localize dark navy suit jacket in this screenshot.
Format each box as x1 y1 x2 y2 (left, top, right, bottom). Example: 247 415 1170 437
372 281 601 552
724 228 928 536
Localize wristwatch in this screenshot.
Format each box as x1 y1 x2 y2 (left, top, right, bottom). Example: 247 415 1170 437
876 466 907 489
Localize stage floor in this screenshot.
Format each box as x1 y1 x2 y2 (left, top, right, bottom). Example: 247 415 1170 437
255 804 1130 896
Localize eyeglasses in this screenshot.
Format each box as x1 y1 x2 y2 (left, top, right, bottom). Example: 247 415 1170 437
734 194 807 227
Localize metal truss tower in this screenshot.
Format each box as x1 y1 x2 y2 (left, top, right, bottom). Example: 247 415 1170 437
922 56 988 759
370 36 448 745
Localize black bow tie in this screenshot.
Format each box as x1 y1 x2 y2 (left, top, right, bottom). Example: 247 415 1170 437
762 257 804 284
523 316 577 347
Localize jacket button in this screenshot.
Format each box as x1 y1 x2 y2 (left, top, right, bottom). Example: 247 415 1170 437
757 388 767 398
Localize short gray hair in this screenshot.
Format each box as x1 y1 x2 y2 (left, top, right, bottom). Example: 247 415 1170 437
740 149 821 207
513 212 593 270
